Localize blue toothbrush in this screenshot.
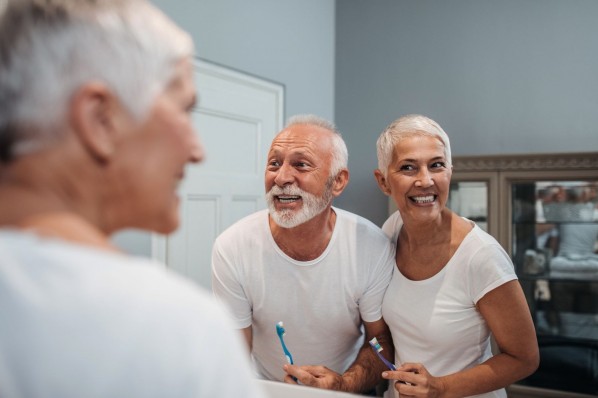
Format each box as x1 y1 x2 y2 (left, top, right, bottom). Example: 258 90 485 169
276 321 294 365
369 337 396 371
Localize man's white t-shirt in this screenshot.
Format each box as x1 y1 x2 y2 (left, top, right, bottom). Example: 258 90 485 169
212 207 395 381
381 211 516 398
0 230 264 398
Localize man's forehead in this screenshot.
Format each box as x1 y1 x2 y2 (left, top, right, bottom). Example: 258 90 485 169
269 136 326 158
272 125 332 146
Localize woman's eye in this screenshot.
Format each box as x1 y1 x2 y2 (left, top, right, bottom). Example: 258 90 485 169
186 101 199 114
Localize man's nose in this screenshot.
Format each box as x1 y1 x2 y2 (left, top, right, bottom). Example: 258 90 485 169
274 163 294 186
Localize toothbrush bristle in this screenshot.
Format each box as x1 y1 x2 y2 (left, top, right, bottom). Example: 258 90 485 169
276 321 285 335
369 337 383 352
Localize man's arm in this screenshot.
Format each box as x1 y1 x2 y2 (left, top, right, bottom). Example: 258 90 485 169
333 229 396 392
283 318 394 393
340 318 394 392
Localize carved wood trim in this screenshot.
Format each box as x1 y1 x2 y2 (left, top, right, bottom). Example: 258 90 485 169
452 152 598 172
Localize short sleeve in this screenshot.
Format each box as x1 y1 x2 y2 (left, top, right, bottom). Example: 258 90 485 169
358 230 396 323
211 237 253 329
468 242 517 304
381 210 403 244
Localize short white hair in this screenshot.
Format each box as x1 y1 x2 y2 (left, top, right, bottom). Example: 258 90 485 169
0 0 194 160
284 114 348 177
376 114 452 177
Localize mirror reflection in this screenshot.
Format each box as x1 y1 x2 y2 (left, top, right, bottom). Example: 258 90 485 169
512 180 598 395
514 181 598 279
448 181 489 232
512 180 597 379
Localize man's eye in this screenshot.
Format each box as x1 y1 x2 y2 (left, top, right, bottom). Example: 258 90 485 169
399 164 414 171
431 161 446 169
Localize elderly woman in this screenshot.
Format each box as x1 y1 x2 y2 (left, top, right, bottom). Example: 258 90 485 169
0 1 262 397
373 114 539 398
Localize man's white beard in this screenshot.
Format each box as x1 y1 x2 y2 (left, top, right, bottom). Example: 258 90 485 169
266 179 334 228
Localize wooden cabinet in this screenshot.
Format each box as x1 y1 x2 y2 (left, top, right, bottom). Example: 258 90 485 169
448 152 598 398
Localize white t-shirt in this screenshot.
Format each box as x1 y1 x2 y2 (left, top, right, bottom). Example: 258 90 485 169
381 211 516 398
0 230 264 398
211 207 395 381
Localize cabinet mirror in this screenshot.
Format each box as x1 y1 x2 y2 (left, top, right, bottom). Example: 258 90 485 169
449 152 598 398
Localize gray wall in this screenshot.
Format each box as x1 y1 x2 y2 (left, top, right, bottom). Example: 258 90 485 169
113 0 336 255
116 0 598 254
334 0 598 226
152 0 336 120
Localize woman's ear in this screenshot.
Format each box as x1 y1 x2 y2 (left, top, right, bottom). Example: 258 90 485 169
374 169 391 195
68 82 122 163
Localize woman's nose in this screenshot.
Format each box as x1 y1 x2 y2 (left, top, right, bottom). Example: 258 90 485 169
188 130 204 164
415 169 434 187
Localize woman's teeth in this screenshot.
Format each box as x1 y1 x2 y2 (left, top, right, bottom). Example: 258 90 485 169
412 195 434 204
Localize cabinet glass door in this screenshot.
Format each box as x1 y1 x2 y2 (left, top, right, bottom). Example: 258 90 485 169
448 181 489 232
511 180 598 395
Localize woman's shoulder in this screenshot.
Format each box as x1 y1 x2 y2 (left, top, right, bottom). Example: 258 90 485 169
381 210 403 241
457 222 514 273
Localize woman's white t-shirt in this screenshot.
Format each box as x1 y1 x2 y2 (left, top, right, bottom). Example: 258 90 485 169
381 211 516 398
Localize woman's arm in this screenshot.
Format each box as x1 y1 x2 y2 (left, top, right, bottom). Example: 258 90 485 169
384 280 539 398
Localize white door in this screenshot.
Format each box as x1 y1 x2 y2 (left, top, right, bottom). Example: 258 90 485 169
152 60 284 289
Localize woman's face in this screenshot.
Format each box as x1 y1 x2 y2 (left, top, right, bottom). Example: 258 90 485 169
382 134 452 224
109 58 203 234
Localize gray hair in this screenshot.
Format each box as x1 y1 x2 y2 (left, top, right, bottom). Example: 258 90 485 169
0 0 194 161
376 114 452 177
284 114 348 177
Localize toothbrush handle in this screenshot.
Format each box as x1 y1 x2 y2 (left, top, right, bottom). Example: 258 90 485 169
282 343 294 364
376 351 397 371
279 340 297 382
278 335 294 365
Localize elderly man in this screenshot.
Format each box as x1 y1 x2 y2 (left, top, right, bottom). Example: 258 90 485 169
0 1 262 397
212 114 395 394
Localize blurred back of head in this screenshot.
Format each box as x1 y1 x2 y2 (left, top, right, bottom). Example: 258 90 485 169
0 0 194 162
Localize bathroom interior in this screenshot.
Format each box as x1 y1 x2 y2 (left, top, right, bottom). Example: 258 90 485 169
112 1 598 397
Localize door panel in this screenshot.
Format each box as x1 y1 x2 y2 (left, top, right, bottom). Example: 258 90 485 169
153 60 284 289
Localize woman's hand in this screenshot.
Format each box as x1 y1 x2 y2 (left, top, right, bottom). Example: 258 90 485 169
382 363 446 398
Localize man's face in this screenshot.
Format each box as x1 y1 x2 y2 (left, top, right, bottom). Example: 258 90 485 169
265 124 336 228
111 58 203 234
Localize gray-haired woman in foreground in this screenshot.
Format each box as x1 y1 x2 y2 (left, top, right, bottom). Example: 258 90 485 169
0 1 263 397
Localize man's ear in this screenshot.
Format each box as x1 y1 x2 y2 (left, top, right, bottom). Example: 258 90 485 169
69 82 122 163
374 169 391 196
331 169 350 197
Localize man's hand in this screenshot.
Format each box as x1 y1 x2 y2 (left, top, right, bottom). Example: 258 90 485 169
281 319 393 393
283 364 346 391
